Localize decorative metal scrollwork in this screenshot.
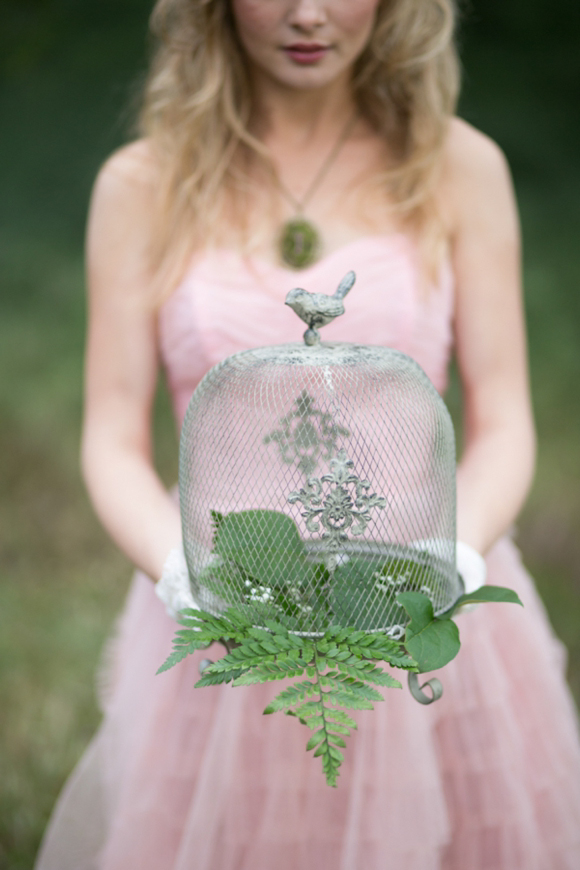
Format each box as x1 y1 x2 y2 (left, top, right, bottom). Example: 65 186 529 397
407 672 443 704
264 390 349 477
288 449 386 552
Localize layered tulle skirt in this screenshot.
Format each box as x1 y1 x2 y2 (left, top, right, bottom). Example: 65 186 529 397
36 537 580 869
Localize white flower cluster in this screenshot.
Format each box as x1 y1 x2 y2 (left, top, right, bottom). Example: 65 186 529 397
244 577 273 604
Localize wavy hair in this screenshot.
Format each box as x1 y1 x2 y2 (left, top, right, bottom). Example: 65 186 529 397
140 0 460 294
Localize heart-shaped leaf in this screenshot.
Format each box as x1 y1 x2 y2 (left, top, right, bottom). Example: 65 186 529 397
397 591 461 672
213 510 306 588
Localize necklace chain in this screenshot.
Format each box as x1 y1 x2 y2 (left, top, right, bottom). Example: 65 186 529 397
274 114 358 269
274 114 358 215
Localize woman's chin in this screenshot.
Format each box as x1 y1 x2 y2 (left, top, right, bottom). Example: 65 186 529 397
261 56 351 94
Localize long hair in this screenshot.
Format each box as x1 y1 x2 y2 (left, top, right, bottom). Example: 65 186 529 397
140 0 460 295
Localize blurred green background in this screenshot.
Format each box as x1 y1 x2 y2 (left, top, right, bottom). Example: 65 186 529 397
0 0 579 866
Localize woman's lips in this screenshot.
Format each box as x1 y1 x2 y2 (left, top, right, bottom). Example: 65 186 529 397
283 43 330 64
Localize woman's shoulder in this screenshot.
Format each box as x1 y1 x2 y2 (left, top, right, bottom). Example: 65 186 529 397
87 140 163 284
99 138 159 181
88 139 162 242
444 118 508 171
91 139 161 209
438 118 516 235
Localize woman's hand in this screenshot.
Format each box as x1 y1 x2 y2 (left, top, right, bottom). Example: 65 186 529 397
440 119 536 555
81 142 182 580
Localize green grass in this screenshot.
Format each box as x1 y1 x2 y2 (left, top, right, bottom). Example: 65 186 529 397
0 237 178 869
1 0 579 865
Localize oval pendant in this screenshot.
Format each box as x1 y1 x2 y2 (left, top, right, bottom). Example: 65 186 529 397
280 218 321 269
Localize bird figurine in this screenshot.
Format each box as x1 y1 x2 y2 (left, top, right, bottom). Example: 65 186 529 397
285 271 356 346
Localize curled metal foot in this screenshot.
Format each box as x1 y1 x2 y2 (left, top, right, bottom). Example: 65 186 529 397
408 671 443 705
199 658 214 675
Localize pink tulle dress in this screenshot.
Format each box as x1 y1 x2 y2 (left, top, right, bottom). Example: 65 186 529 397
36 236 580 869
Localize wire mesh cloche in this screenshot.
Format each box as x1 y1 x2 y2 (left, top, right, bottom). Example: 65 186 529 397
161 271 521 786
179 272 462 639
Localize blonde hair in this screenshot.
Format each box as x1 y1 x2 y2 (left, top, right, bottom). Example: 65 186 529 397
140 0 460 294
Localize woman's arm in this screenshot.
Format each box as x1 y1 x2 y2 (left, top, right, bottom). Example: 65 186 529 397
81 142 181 580
440 119 536 555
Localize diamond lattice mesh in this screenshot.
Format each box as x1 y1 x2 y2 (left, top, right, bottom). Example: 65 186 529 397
179 342 460 638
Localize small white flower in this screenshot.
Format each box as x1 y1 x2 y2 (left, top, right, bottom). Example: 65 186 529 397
248 585 273 603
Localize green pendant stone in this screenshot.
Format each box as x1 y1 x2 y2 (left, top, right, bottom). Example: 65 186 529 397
280 218 321 269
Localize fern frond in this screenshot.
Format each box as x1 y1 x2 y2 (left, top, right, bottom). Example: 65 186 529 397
306 730 326 751
334 660 402 689
325 722 351 736
339 636 416 668
233 660 308 685
158 605 417 786
323 709 358 730
319 673 384 702
323 691 375 710
157 635 217 676
195 667 244 687
156 646 193 674
263 681 320 712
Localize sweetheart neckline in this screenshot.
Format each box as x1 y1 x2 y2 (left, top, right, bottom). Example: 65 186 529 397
198 232 412 277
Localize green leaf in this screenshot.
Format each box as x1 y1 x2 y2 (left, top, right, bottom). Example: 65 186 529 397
405 619 460 672
173 607 252 644
327 723 351 736
398 592 461 672
452 585 523 613
323 709 357 730
223 607 256 629
195 667 244 687
210 509 225 541
306 730 326 751
213 509 306 588
320 674 384 702
334 631 416 670
396 591 435 633
326 626 356 643
327 746 344 762
233 661 307 685
156 647 191 674
323 691 375 710
291 710 324 730
193 626 309 688
334 660 402 689
263 681 320 713
332 556 446 630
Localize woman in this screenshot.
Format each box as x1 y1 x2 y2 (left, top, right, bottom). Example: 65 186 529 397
36 1 580 868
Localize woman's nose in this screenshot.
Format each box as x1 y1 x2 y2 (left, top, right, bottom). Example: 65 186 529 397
287 0 328 32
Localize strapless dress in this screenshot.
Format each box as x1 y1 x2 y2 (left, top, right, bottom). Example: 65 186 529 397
36 235 580 870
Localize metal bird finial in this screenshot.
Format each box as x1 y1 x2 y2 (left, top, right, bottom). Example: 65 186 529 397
285 271 356 346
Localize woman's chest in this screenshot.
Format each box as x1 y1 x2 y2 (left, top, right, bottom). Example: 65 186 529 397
158 236 455 426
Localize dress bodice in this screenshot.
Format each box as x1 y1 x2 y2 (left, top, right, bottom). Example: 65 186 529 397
158 234 454 426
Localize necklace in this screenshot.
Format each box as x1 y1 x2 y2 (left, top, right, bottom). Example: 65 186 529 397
275 115 358 269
